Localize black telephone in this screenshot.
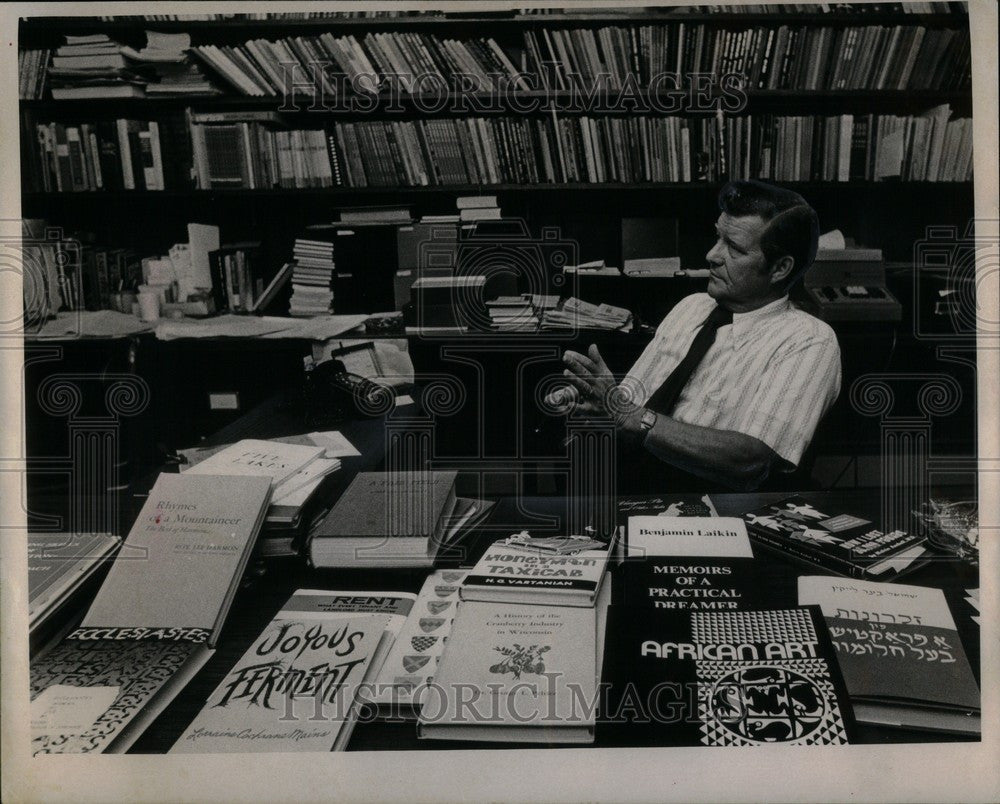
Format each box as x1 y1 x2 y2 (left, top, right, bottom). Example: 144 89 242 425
303 357 393 424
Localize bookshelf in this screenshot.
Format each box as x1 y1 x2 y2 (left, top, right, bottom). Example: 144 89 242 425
19 5 975 286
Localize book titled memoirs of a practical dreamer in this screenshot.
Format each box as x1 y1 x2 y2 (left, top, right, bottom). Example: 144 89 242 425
615 516 764 611
30 472 272 755
308 471 458 568
461 531 615 607
601 606 854 746
418 582 611 744
743 495 929 579
172 589 416 753
799 575 980 735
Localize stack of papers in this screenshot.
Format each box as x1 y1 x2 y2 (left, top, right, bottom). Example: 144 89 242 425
541 297 632 331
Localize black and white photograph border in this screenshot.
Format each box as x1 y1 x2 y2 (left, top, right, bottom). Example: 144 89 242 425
1 0 997 801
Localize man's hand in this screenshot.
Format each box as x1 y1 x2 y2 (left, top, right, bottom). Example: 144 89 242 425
546 344 644 435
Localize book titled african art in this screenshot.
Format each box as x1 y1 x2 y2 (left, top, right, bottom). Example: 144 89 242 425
171 589 415 753
799 576 980 735
600 606 854 746
743 495 929 579
29 473 272 755
614 517 763 611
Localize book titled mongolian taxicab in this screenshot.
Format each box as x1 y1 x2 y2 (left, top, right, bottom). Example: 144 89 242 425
170 589 415 753
30 472 272 755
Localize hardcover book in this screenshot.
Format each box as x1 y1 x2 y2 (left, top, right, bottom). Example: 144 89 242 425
601 606 854 746
308 471 458 568
418 589 609 743
615 517 763 611
170 589 415 753
798 576 980 735
743 495 929 579
460 531 615 607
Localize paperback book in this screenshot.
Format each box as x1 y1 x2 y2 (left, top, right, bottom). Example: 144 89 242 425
30 472 272 754
171 589 416 753
601 606 854 746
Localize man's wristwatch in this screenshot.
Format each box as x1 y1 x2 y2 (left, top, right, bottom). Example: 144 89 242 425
637 408 657 438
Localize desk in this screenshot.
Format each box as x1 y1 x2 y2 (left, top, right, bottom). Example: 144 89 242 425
126 491 980 752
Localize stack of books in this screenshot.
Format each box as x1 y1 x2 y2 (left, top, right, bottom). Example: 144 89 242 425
289 237 335 317
486 294 560 331
121 31 219 96
541 297 633 331
456 195 501 223
47 34 147 99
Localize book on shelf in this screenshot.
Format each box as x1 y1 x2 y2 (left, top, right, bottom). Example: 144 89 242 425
30 472 272 754
600 605 854 746
28 531 120 637
171 588 417 753
743 495 931 579
368 569 469 716
418 581 612 744
798 575 980 735
615 516 764 611
308 470 459 568
461 529 615 607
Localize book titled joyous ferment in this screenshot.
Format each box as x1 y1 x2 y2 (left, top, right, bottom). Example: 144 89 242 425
600 606 854 746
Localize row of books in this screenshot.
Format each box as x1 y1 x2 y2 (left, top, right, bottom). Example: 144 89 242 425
30 119 176 192
88 5 967 21
18 48 50 99
176 23 969 99
523 23 970 91
29 487 980 752
189 113 336 189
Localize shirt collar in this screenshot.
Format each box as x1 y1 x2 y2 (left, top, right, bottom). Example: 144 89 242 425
728 295 791 348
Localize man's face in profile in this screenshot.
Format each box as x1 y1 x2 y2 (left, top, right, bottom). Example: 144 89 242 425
705 212 775 312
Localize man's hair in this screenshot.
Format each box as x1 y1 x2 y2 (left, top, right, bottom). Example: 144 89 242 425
718 179 820 288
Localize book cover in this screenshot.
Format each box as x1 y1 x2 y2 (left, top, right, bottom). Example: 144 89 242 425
460 532 614 607
601 606 853 746
184 438 325 489
615 517 763 612
798 576 980 734
369 569 468 712
309 471 458 567
28 531 120 631
170 589 413 753
418 600 599 743
31 638 212 754
79 472 272 645
743 495 928 579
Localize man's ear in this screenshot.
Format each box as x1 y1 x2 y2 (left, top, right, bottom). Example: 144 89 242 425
768 255 795 287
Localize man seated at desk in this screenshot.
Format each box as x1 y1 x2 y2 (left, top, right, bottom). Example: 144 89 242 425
551 179 841 493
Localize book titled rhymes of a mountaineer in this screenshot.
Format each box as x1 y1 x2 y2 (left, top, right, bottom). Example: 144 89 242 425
601 606 854 746
30 473 272 754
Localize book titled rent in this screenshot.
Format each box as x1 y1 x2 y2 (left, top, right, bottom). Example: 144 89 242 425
461 535 614 607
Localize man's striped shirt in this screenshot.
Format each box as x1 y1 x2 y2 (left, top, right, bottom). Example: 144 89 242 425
624 293 841 468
